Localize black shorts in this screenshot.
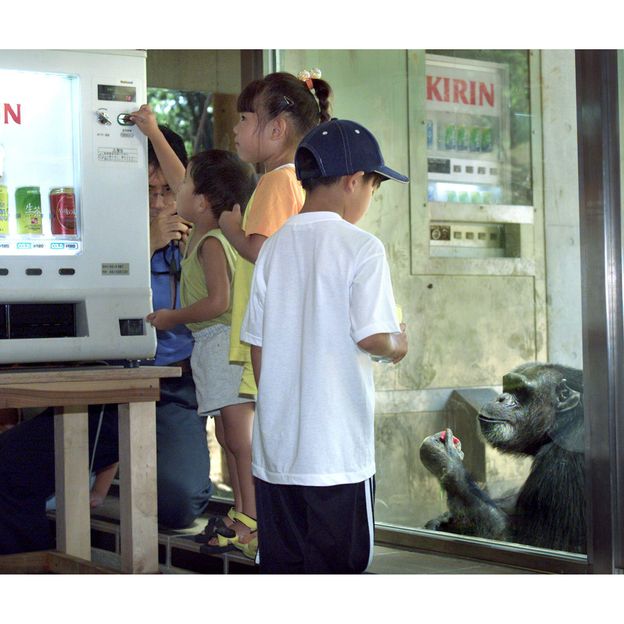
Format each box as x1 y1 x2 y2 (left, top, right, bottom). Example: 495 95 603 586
254 476 375 574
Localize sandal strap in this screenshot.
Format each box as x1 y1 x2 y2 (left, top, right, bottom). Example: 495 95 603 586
232 511 257 531
217 532 239 547
226 507 237 522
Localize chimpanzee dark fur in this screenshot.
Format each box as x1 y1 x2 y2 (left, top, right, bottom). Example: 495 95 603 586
419 363 585 553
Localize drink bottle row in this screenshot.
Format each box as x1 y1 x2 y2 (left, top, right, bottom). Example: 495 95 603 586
427 119 494 153
0 186 77 236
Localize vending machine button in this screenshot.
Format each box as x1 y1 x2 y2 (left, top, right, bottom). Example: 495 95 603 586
0 268 8 276
59 268 76 276
117 113 135 126
25 268 43 276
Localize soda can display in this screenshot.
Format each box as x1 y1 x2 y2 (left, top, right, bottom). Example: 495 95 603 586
436 123 446 151
481 125 493 152
0 185 8 235
456 125 468 151
444 123 457 150
446 190 457 203
426 120 434 149
50 187 77 235
469 126 482 152
15 187 42 235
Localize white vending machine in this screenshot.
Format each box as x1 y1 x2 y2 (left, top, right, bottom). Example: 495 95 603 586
0 49 156 364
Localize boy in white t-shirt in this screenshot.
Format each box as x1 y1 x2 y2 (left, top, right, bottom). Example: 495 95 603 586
241 119 409 573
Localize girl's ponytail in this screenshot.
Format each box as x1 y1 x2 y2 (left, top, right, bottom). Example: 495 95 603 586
310 78 332 123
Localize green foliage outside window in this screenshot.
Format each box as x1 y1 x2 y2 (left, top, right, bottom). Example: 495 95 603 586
147 88 214 157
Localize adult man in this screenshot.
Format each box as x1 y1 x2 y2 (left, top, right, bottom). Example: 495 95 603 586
0 127 212 555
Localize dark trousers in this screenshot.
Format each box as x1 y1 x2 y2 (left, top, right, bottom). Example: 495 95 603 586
255 476 375 574
0 373 212 555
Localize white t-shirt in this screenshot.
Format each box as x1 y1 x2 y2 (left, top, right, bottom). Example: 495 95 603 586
241 211 400 486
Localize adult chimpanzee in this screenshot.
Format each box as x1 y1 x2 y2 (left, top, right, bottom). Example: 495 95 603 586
419 362 585 553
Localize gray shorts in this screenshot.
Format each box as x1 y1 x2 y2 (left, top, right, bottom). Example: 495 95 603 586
191 324 249 416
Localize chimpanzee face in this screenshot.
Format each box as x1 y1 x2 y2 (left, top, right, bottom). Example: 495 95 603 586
477 363 580 456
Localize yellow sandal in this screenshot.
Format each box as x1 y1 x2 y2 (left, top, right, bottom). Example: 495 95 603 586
230 511 258 560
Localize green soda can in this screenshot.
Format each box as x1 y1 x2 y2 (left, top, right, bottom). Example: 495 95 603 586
15 187 43 235
444 123 457 150
481 125 493 152
0 185 9 235
469 126 482 152
456 125 468 151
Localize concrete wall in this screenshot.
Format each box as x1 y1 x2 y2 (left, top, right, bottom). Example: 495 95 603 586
540 50 583 368
146 49 241 93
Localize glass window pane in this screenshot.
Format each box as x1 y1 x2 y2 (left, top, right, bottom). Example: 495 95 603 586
277 49 586 558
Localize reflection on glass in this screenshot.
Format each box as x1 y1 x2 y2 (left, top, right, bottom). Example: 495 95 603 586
418 363 585 553
425 50 533 260
426 50 532 207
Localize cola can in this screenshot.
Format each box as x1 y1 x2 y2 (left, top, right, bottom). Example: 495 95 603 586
50 187 77 235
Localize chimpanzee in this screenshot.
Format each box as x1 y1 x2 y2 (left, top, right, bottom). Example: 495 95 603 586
419 362 585 553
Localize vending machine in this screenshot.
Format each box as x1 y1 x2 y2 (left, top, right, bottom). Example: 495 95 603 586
0 49 156 364
425 53 511 258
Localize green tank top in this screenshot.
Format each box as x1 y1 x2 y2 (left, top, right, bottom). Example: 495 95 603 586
180 228 238 332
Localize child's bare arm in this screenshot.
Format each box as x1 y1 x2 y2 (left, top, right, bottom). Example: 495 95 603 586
130 104 186 192
146 237 230 330
219 205 266 264
251 345 262 386
358 324 408 364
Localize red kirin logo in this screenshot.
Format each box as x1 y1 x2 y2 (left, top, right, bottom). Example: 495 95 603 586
3 104 21 125
427 76 495 108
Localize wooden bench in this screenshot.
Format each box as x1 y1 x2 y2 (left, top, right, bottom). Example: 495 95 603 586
0 366 180 573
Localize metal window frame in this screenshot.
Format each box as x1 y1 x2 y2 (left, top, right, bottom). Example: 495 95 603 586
576 49 624 574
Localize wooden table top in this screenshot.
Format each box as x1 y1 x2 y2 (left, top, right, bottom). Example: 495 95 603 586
0 365 182 408
0 365 181 385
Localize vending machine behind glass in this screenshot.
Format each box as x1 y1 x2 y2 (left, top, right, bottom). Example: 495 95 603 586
425 53 512 258
0 49 156 364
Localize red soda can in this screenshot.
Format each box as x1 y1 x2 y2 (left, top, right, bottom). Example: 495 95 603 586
50 187 77 235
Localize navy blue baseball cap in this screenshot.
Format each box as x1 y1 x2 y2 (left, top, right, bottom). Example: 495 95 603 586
295 118 409 184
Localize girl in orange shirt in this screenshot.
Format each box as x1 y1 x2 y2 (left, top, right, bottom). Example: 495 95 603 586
197 70 333 559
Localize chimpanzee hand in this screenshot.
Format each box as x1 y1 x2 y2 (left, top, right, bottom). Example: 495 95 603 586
419 428 465 481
